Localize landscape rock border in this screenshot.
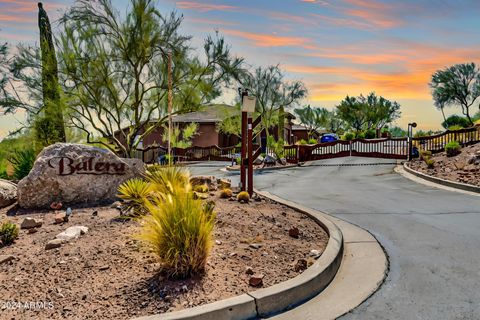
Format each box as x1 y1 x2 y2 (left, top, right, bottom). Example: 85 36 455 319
135 191 343 320
403 162 480 194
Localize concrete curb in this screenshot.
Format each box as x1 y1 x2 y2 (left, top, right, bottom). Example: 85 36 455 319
133 191 344 320
403 162 480 194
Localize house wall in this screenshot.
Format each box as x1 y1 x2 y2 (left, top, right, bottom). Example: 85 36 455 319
292 130 309 142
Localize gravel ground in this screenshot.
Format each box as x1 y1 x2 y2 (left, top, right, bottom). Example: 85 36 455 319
408 143 480 186
0 193 328 320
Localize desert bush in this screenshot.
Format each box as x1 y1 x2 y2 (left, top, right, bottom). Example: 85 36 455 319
117 178 152 217
193 184 209 193
219 188 233 198
139 185 215 278
297 139 307 145
308 138 317 144
0 221 19 246
425 157 435 169
445 141 461 157
342 132 355 141
355 132 365 139
419 150 432 160
237 191 250 203
9 149 36 180
364 129 377 139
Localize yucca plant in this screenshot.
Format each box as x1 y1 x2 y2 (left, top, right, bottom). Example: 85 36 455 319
117 178 152 218
139 184 215 278
9 149 36 180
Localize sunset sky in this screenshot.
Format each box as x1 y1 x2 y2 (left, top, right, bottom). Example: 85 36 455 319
1 0 480 139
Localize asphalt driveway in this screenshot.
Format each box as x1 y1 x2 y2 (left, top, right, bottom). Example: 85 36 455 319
188 158 480 320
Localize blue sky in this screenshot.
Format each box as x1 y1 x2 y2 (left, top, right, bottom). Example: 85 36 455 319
1 0 480 139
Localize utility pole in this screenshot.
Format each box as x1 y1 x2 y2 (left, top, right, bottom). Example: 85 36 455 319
167 51 173 165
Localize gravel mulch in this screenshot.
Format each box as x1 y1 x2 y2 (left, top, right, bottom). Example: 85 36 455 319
0 193 328 320
408 143 480 186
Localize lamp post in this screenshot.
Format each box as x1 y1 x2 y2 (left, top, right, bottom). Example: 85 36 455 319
408 122 417 161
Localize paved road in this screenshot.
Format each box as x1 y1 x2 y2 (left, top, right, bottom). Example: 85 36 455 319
188 158 480 320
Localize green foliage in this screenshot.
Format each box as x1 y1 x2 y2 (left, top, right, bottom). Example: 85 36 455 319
442 115 471 129
420 150 432 160
54 0 244 157
355 132 365 139
193 184 209 193
364 129 377 139
138 184 215 278
297 139 307 145
237 191 250 203
425 157 435 169
9 149 36 180
431 63 480 125
162 123 199 149
38 3 66 145
414 130 435 138
342 132 355 141
235 157 241 165
241 65 307 140
294 106 329 138
308 138 317 144
267 136 285 160
216 104 242 138
0 221 19 246
336 93 401 132
448 125 464 131
390 126 407 137
219 188 232 198
445 141 461 157
117 178 152 217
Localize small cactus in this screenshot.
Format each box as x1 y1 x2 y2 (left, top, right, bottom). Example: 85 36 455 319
220 188 233 199
237 191 250 203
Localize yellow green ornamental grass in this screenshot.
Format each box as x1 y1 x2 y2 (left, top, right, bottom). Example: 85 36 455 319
139 185 215 278
118 166 216 278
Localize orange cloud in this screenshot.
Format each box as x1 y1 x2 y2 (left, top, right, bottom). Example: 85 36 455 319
189 17 237 26
223 29 315 49
343 0 404 28
176 1 238 12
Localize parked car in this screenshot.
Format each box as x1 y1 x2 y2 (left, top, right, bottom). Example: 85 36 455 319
320 133 339 143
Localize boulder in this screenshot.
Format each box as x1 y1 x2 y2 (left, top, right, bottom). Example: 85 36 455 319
190 176 217 191
17 143 145 209
263 155 276 165
45 239 63 250
0 179 17 208
253 155 264 165
20 217 43 229
55 226 88 242
217 178 231 189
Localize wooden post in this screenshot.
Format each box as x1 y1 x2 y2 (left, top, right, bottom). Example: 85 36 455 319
167 51 173 165
247 117 253 196
240 111 247 191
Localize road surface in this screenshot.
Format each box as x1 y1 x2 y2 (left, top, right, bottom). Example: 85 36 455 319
188 158 480 320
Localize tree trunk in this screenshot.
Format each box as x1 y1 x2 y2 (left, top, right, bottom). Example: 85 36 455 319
278 106 285 142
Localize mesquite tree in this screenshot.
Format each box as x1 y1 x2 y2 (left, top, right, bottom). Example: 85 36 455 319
58 0 244 157
430 63 480 126
241 65 307 141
